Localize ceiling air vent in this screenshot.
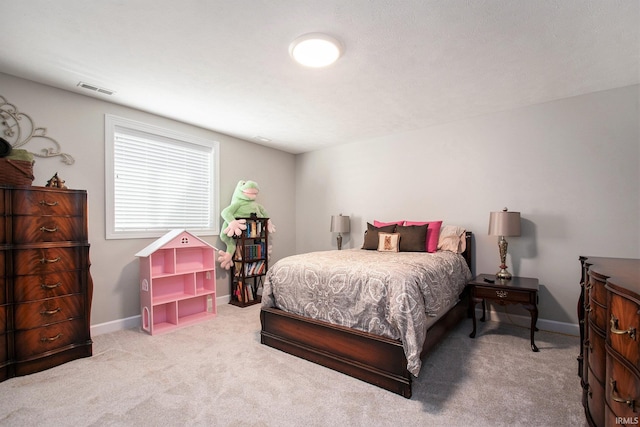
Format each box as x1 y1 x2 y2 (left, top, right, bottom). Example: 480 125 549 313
77 82 115 96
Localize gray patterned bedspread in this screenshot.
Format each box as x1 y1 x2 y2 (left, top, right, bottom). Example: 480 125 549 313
261 249 472 376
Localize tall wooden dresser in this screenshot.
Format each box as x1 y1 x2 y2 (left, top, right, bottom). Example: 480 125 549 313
578 256 640 426
0 185 93 382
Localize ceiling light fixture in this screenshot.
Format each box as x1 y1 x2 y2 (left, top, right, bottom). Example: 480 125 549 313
289 33 343 68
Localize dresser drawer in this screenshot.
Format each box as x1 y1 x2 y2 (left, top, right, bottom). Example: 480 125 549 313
12 216 86 243
589 274 608 307
14 318 88 360
13 246 88 276
11 189 85 216
0 331 8 363
13 270 84 302
472 286 532 303
609 291 640 369
0 281 5 306
588 366 606 427
0 305 7 333
14 294 85 330
590 299 608 334
588 326 607 383
606 351 640 419
0 217 5 244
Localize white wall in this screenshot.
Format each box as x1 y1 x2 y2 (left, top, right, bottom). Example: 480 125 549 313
295 85 640 326
1 73 296 327
3 72 637 330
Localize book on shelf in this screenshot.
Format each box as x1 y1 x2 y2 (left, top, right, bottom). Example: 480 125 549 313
244 260 266 276
244 243 265 260
234 262 242 276
234 244 243 261
245 220 265 238
235 280 253 303
236 280 243 301
246 284 254 302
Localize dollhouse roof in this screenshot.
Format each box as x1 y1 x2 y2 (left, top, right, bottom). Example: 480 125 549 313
134 229 213 257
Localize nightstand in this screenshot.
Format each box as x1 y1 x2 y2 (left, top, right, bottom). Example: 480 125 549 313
468 274 540 352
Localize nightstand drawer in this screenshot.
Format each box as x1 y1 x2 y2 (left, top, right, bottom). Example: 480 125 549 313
472 286 532 303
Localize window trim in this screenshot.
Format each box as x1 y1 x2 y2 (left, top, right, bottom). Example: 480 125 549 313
105 114 220 240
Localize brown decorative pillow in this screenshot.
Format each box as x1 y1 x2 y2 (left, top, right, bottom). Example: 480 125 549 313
377 232 400 252
362 223 396 250
396 224 428 252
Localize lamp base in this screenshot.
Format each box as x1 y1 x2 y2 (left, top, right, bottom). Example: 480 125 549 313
337 233 343 250
496 267 512 280
496 236 512 280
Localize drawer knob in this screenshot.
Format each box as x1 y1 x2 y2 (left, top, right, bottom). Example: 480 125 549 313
40 307 61 316
41 282 63 290
39 200 59 207
611 315 637 340
40 257 61 264
39 226 58 233
610 378 637 411
495 290 508 298
40 333 63 343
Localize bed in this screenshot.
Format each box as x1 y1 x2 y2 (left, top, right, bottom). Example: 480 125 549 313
260 228 472 398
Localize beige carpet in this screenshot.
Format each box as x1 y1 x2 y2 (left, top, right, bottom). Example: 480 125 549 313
0 304 585 426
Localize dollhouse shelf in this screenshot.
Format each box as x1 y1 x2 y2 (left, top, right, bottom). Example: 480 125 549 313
135 229 217 335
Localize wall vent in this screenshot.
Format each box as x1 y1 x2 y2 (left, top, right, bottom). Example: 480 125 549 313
77 82 115 96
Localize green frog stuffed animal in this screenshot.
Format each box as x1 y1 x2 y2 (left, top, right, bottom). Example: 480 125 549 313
218 180 275 269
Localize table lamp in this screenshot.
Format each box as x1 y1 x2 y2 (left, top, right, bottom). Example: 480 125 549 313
488 208 521 280
330 214 350 250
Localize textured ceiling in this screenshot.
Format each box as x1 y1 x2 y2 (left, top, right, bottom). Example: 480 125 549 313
2 1 638 154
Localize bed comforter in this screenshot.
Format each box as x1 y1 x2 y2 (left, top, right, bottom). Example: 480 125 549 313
261 249 472 376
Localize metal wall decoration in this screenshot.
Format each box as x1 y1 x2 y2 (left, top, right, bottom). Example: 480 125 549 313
0 94 75 165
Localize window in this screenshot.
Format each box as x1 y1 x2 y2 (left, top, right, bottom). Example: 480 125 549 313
105 115 219 239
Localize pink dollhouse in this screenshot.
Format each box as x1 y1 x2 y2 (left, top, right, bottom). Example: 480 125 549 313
135 229 217 335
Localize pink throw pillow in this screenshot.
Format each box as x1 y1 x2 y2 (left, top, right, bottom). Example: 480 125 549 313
374 220 405 227
404 220 443 253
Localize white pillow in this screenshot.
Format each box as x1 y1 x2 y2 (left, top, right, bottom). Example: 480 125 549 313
437 225 466 253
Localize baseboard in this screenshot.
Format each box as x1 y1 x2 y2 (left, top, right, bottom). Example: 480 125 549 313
91 314 141 336
476 307 579 336
91 296 579 337
90 294 232 336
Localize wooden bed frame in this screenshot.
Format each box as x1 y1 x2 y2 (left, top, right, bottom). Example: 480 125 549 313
260 232 473 398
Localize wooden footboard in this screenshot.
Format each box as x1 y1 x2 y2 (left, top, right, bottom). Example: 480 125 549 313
260 289 469 398
260 306 413 397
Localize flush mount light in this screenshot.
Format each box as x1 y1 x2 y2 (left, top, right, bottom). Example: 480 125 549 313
289 33 343 68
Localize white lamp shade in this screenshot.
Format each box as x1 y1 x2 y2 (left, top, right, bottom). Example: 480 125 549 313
330 215 350 233
488 210 521 237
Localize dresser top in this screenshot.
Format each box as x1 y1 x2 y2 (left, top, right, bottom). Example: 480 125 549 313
581 256 640 295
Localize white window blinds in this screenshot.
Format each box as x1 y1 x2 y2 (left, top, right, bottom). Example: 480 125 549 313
105 115 219 239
